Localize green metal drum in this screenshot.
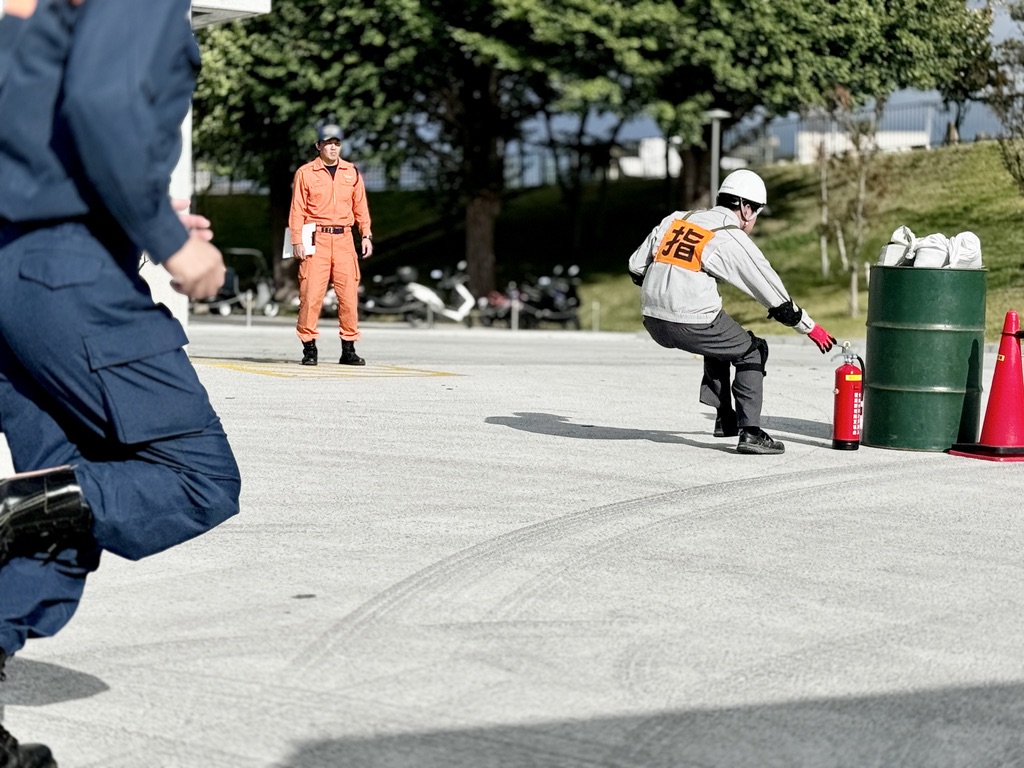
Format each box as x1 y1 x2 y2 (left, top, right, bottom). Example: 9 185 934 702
863 265 987 451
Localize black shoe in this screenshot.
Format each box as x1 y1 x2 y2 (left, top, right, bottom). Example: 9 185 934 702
339 341 365 366
0 722 56 768
0 467 94 567
737 427 785 455
300 340 318 366
713 409 738 438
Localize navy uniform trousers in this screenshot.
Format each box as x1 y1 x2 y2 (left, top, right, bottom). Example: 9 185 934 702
0 219 240 656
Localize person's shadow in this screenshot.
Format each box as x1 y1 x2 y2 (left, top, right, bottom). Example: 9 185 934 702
486 412 831 451
0 657 108 722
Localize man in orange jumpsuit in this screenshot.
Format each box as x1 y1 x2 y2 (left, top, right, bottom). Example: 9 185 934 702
289 123 373 366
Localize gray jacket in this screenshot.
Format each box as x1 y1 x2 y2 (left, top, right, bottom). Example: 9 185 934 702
628 206 814 334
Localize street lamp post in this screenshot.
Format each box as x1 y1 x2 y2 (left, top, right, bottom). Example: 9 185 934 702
704 108 731 201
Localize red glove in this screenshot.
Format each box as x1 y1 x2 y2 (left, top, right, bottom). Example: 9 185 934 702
808 324 836 353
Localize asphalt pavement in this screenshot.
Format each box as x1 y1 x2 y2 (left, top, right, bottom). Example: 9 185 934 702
3 316 1024 768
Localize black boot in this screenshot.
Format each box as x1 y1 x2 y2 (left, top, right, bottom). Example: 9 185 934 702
737 427 785 455
339 340 365 366
713 408 738 438
1 652 57 768
0 722 56 768
0 467 93 567
300 340 318 366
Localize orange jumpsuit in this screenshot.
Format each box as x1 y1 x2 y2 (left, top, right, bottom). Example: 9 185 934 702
289 156 372 342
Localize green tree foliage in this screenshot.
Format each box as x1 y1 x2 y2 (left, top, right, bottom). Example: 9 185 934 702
937 3 997 136
649 0 996 205
193 0 997 295
991 0 1024 195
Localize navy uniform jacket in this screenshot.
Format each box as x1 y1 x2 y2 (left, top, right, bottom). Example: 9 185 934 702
0 0 197 264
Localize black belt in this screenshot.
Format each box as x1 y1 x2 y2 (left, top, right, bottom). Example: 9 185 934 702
316 225 349 234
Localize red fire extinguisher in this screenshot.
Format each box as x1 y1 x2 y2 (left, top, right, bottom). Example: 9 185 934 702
833 342 865 451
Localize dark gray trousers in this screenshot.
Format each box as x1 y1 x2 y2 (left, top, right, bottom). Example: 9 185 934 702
643 311 767 428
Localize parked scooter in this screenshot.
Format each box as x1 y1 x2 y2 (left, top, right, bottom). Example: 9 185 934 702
409 260 475 326
358 266 430 326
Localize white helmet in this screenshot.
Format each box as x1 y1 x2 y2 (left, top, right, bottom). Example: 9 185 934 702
717 169 767 207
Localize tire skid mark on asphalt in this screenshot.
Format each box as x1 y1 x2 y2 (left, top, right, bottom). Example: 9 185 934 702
192 358 459 378
28 661 548 761
482 463 906 623
19 704 255 768
611 598 954 707
289 463 923 677
605 615 1019 767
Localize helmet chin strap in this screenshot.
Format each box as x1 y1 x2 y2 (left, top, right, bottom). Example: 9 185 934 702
738 202 759 232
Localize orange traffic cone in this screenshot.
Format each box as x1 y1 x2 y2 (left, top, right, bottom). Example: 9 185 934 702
949 310 1024 461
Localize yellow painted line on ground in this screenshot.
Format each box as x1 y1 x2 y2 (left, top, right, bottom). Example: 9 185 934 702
193 358 459 378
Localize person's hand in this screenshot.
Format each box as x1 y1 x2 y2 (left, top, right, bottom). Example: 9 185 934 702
808 324 836 353
164 234 227 300
171 197 213 242
292 243 307 260
361 236 373 259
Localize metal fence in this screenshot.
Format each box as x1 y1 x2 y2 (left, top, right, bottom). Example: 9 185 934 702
728 99 1005 167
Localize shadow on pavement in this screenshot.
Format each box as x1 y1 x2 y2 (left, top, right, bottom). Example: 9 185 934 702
0 657 108 709
277 682 1024 767
485 412 735 453
762 414 832 440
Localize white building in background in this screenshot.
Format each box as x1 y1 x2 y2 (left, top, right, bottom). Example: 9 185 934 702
794 130 931 164
141 1 272 330
615 137 683 179
613 136 751 180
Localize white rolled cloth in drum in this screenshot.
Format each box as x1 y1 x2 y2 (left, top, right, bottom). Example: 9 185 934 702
946 231 983 269
911 232 951 268
877 225 916 266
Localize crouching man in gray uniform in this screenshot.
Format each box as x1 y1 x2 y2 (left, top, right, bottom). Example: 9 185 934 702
628 169 836 455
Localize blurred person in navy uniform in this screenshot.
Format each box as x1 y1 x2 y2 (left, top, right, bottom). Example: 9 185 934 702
0 0 240 765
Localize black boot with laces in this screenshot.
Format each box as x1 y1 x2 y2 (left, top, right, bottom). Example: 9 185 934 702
1 652 58 768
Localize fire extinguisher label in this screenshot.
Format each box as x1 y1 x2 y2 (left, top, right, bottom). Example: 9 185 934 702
845 374 862 381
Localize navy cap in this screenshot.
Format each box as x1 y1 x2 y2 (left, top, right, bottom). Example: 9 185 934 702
317 123 343 142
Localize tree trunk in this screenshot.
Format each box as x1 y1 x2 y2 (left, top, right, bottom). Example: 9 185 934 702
465 190 500 298
818 140 830 278
679 145 710 209
458 63 505 297
849 262 859 318
269 153 298 298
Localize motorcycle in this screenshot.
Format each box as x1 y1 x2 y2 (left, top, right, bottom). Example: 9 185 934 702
358 266 430 326
192 247 280 318
480 265 580 330
477 282 520 328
